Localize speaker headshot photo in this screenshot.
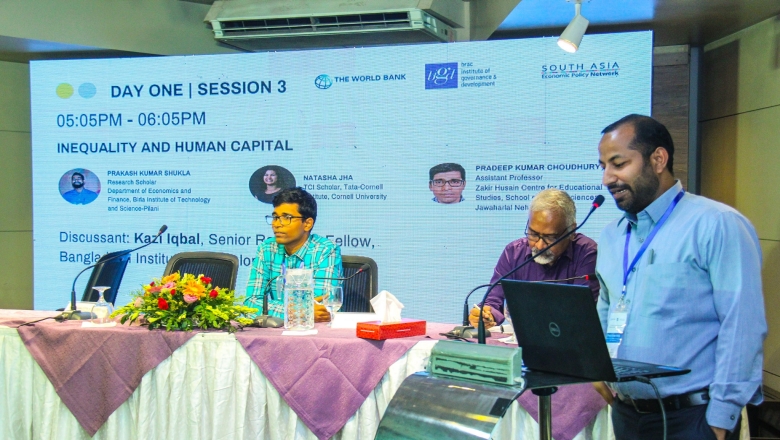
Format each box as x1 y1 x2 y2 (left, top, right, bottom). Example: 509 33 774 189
59 169 100 205
429 162 466 204
249 165 297 204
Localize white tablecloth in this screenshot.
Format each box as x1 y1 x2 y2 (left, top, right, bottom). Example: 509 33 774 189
0 327 613 439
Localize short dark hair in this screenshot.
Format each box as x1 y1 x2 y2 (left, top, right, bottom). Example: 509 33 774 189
429 163 465 181
71 172 85 180
601 114 674 173
272 187 317 223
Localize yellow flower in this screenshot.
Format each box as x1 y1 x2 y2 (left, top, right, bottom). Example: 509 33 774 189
183 279 206 298
161 272 181 284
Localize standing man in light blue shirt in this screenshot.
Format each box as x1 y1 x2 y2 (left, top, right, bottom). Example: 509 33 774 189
596 114 766 440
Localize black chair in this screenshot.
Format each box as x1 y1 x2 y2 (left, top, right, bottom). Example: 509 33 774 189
80 250 131 304
163 252 239 290
340 255 378 313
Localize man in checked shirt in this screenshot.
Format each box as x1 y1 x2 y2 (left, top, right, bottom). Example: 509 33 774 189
246 187 342 322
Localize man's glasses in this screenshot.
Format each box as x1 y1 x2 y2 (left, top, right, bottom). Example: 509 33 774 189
525 224 573 245
430 179 465 188
265 215 304 226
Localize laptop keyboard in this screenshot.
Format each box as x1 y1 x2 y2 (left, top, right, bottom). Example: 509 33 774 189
613 364 652 377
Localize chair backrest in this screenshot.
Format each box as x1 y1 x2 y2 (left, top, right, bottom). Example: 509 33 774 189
81 250 132 304
340 255 378 313
163 252 239 290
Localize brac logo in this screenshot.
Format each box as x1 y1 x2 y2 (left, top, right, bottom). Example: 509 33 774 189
425 63 458 89
314 75 333 90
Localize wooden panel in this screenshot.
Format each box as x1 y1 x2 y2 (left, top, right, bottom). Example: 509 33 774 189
700 116 737 207
734 17 780 114
652 62 690 187
701 40 739 121
0 130 31 231
734 106 780 241
0 60 29 133
0 231 32 309
761 239 780 387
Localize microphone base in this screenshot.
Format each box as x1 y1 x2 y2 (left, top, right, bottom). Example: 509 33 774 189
450 325 490 339
252 315 284 328
56 310 97 321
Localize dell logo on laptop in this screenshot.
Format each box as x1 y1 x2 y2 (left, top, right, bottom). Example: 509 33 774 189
548 322 561 337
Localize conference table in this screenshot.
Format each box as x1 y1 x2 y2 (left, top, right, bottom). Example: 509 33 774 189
0 310 612 440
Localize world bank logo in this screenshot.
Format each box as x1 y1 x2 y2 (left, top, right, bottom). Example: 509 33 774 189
56 83 97 99
314 75 333 90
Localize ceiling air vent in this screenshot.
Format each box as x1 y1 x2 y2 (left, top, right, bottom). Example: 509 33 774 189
205 0 463 51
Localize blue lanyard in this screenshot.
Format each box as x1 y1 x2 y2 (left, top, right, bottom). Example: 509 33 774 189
622 190 685 295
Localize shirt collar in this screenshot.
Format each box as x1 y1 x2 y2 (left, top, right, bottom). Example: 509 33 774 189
274 234 314 261
619 180 683 226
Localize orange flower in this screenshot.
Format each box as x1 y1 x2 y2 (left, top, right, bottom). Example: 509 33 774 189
161 272 181 284
182 279 206 298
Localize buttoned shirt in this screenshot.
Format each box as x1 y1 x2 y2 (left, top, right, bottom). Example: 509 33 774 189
596 181 766 430
482 233 599 324
246 234 342 318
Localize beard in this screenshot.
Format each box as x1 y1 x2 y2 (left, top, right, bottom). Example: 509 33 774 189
72 181 84 189
608 164 660 214
531 248 556 265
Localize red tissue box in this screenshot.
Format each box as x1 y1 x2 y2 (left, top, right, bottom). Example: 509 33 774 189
356 319 427 340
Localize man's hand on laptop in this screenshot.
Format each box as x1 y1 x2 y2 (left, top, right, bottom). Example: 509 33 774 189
468 305 497 328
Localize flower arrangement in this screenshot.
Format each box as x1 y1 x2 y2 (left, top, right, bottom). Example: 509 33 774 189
111 272 257 332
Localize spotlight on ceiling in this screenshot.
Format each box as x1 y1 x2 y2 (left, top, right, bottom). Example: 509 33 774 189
558 0 589 53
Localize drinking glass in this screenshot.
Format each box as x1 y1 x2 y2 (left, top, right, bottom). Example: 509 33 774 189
322 286 343 327
90 286 114 324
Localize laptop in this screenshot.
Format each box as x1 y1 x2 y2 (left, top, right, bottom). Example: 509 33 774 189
501 279 689 382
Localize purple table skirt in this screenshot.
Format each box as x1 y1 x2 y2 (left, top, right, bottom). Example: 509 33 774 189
5 313 605 440
15 319 195 436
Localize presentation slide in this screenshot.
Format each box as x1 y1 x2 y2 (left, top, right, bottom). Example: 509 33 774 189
30 31 651 322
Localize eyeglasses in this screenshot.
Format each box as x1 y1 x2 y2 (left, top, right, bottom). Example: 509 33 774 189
525 224 572 245
430 179 465 188
265 214 304 226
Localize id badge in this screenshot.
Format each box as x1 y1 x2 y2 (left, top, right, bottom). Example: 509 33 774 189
606 297 629 358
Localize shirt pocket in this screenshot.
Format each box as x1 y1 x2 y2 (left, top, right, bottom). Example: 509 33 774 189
634 262 711 321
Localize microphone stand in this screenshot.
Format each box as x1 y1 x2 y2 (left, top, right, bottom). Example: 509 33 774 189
58 225 167 321
251 274 284 328
449 283 491 338
477 196 603 344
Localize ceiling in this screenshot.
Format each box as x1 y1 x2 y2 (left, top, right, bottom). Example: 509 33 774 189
492 0 780 47
1 0 780 62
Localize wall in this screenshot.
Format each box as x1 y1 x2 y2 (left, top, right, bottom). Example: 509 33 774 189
0 60 32 309
0 0 234 56
701 16 780 390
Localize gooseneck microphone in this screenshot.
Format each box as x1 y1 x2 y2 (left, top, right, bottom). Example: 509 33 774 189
58 225 168 321
476 195 604 344
315 263 370 281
